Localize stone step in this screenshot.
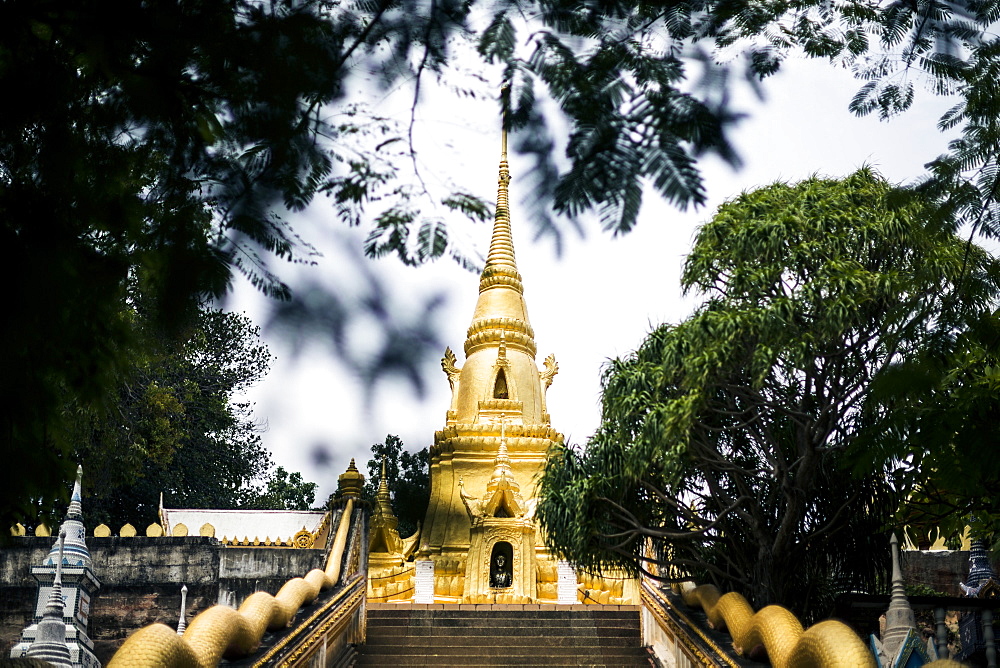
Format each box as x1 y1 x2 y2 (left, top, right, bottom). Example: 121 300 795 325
368 615 639 624
357 649 650 655
367 620 641 631
352 656 647 666
368 608 638 617
356 606 649 667
353 650 653 663
367 628 641 644
353 656 652 667
366 622 639 633
363 634 641 648
367 604 639 613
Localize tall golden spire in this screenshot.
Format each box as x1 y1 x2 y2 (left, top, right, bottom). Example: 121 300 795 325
369 454 402 554
483 90 517 273
422 86 564 586
464 86 535 359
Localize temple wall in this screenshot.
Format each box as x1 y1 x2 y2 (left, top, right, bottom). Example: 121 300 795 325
0 536 323 664
902 549 998 597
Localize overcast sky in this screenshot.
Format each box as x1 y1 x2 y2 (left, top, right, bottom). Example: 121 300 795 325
227 55 959 504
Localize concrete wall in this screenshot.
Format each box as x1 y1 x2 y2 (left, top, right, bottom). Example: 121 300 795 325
0 536 988 664
0 536 323 664
902 549 996 597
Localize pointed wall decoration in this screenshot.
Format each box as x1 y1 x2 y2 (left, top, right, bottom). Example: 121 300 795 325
10 466 102 668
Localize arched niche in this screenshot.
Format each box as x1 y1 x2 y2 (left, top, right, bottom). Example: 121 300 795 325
493 368 510 399
490 541 514 588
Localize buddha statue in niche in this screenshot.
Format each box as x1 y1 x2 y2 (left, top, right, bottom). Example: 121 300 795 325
490 542 513 588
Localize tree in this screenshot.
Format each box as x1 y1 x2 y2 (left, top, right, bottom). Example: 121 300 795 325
0 0 491 531
364 434 430 539
72 304 312 528
863 304 1000 544
6 0 1000 531
537 170 1000 619
248 467 319 511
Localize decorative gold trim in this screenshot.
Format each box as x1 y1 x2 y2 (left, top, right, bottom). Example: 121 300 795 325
293 529 315 549
641 582 739 668
251 573 365 667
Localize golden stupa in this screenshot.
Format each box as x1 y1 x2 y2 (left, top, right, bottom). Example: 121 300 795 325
413 121 564 603
365 119 635 606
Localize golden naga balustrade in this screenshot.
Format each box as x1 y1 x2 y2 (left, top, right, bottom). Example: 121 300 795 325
106 499 358 668
640 581 966 668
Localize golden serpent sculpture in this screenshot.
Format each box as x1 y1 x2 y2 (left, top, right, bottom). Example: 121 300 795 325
680 583 963 668
107 499 356 668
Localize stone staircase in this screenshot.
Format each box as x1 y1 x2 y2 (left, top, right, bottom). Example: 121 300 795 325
354 603 654 667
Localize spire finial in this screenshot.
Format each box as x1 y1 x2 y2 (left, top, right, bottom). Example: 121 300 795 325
501 83 510 161
66 465 83 520
48 531 66 611
45 465 92 570
377 454 392 500
881 532 917 659
177 584 188 635
482 84 517 273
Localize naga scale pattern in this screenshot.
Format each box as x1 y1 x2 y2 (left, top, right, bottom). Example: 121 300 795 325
680 583 962 668
107 499 356 668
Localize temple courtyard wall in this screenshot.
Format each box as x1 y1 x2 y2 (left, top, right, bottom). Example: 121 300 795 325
0 535 991 663
0 536 323 663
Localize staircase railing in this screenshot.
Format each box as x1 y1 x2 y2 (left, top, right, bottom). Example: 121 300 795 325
248 501 369 667
640 580 739 668
641 580 892 668
107 497 368 668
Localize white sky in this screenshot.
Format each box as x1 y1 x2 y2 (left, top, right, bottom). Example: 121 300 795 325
229 55 959 504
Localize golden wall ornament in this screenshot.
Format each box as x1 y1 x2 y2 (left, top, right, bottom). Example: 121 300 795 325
292 529 314 549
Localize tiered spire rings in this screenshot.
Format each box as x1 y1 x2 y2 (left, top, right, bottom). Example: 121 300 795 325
465 91 536 359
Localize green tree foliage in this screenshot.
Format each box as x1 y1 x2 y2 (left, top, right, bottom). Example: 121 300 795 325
538 170 1000 619
248 467 319 511
73 305 314 527
6 0 1000 531
862 299 1000 543
364 434 430 539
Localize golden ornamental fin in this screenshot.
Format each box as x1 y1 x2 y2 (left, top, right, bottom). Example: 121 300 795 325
441 347 461 390
541 353 559 388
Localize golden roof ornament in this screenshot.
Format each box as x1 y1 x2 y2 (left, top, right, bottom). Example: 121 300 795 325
459 414 526 520
374 455 398 531
369 455 403 556
336 459 364 499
